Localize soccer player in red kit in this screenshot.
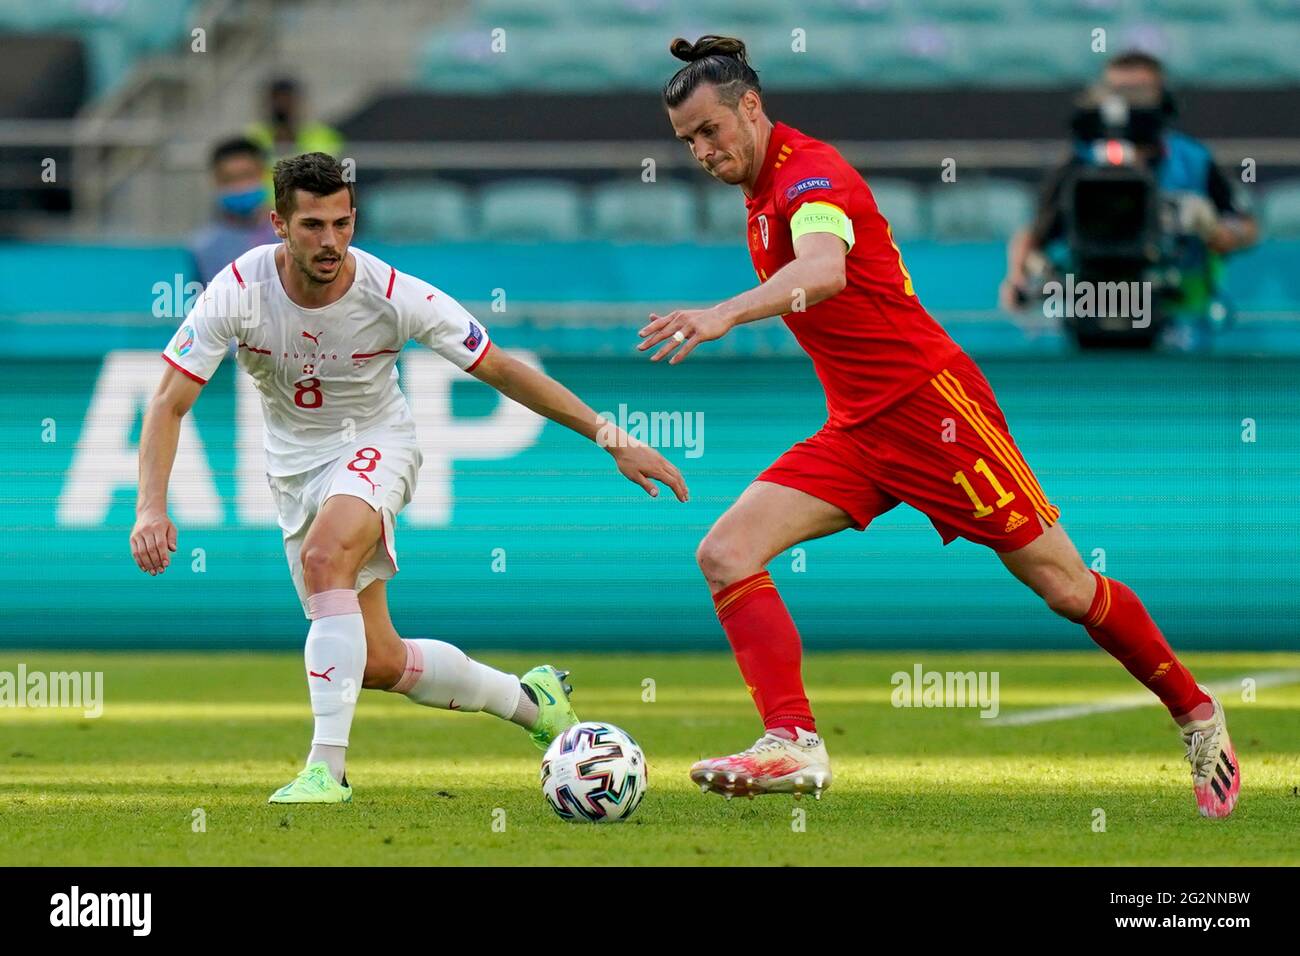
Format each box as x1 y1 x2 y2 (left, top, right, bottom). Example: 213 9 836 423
640 36 1240 817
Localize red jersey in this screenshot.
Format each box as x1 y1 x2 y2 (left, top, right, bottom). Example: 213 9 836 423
744 122 961 427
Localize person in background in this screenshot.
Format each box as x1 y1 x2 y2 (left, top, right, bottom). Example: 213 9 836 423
189 137 277 284
247 77 344 165
1000 50 1258 342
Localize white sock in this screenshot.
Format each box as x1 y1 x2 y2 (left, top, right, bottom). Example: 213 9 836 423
304 589 367 783
307 743 347 782
388 639 532 725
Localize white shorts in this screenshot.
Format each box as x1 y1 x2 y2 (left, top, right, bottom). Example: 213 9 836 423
268 424 423 617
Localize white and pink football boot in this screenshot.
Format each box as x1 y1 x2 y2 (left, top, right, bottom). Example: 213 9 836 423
690 727 831 800
1180 687 1241 818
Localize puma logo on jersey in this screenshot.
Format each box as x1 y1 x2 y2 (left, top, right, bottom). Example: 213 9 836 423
301 330 322 345
1004 510 1029 532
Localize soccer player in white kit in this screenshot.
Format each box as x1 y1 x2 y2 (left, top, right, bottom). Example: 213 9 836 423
130 153 688 803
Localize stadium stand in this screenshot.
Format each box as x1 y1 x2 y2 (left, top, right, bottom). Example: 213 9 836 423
412 1 1300 91
479 179 586 240
362 179 478 242
590 179 698 242
929 178 1035 242
0 0 197 95
2 0 1298 287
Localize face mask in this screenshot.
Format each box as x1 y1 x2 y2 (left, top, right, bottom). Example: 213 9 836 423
218 185 266 217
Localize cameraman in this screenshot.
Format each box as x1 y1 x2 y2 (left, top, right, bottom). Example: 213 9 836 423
1000 51 1258 325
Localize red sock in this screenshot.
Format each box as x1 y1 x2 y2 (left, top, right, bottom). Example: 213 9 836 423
712 571 816 735
1077 570 1210 718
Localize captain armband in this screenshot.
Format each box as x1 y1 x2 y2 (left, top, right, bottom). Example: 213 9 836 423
789 201 855 252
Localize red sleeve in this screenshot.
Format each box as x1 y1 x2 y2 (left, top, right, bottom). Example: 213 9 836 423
773 151 856 222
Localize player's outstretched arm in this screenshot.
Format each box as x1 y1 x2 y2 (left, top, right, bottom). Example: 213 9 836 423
468 346 688 502
639 231 847 364
130 365 203 575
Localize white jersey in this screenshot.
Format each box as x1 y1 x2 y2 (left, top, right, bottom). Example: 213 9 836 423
161 243 491 476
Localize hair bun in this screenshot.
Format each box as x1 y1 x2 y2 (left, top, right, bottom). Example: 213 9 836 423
669 35 747 64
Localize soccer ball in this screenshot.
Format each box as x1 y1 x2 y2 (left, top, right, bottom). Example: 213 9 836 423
540 722 647 823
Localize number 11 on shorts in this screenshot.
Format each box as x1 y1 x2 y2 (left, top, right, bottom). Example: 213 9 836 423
952 457 1015 518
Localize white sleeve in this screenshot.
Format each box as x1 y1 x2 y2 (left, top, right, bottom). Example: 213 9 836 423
403 275 492 371
161 265 240 384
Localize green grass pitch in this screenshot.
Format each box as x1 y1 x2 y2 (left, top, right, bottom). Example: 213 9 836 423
1 650 1297 866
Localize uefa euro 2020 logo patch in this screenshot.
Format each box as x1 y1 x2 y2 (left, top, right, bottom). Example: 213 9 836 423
463 320 482 352
173 325 195 358
785 177 832 201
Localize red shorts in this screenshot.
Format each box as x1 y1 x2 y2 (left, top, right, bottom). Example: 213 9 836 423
757 351 1060 553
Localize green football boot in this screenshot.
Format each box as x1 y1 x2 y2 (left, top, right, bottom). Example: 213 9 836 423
267 761 353 804
520 665 578 751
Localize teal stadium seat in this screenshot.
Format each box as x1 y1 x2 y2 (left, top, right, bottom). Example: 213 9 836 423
1144 0 1236 21
0 0 195 94
515 28 642 91
591 180 698 242
583 0 677 28
856 26 967 87
81 26 137 96
1261 180 1300 239
750 31 861 90
13 0 194 50
803 0 900 24
915 0 1022 22
1256 0 1300 18
91 0 195 53
418 24 522 92
621 27 700 89
866 178 928 242
0 0 72 30
476 0 568 29
928 178 1034 241
479 179 584 241
1194 27 1300 85
963 25 1099 86
702 185 748 241
1030 0 1125 20
363 181 476 242
686 0 801 28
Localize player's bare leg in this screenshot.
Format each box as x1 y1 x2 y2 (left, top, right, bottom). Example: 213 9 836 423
359 578 578 751
697 480 854 594
691 480 853 799
999 519 1240 817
